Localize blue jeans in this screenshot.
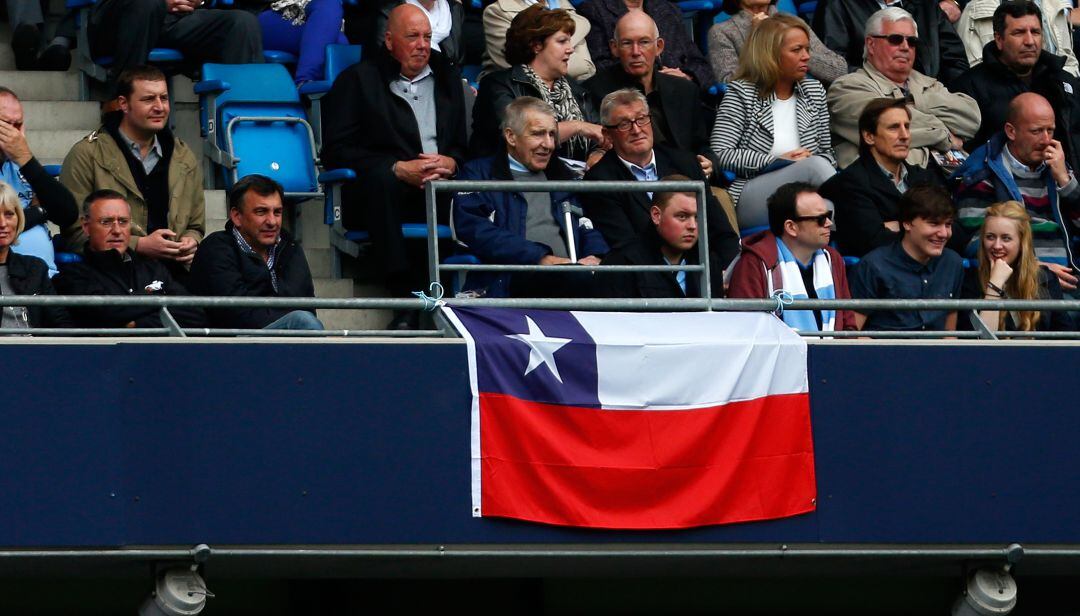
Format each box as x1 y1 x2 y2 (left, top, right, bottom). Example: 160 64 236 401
258 0 349 84
264 310 325 331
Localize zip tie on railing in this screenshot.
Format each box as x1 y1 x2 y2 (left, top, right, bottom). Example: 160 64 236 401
412 282 446 311
772 290 794 316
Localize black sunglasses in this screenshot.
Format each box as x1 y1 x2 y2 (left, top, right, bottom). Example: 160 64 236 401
871 34 919 47
792 211 833 226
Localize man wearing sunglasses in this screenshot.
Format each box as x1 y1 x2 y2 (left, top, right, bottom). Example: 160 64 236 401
815 0 968 86
729 182 857 333
828 7 981 168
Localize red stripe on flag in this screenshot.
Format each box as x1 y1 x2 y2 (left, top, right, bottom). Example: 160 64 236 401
479 392 816 529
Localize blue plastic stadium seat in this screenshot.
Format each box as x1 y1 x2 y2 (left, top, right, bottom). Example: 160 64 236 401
300 44 363 151
739 224 769 238
462 64 482 89
776 0 798 15
264 50 299 65
197 63 319 197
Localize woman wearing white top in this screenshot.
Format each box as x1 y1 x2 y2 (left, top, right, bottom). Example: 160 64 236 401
710 13 835 231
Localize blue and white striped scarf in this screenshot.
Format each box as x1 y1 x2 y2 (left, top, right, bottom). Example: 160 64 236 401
772 237 836 332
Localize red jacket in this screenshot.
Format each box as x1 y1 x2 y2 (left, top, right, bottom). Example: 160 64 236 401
728 230 857 331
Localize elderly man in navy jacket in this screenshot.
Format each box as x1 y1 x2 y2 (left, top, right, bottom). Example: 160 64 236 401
453 97 608 298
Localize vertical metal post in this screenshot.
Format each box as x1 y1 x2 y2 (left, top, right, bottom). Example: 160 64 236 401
696 181 712 306
426 181 441 289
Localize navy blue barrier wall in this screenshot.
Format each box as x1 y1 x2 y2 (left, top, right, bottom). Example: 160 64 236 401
3 341 1078 547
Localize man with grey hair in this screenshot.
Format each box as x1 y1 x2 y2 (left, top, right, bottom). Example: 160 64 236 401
453 97 608 298
582 88 739 291
815 0 969 86
827 7 981 169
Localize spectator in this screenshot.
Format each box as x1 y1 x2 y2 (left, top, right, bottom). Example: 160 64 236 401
729 182 857 332
583 89 739 291
582 12 717 165
61 67 204 280
952 92 1080 292
956 0 1078 76
827 7 981 169
814 0 969 86
850 184 965 331
470 5 603 163
7 0 71 70
596 178 706 298
376 0 465 69
260 0 350 85
820 97 968 257
321 4 467 329
453 97 608 298
0 87 79 277
710 14 836 231
87 0 263 79
709 0 847 85
0 182 73 331
53 190 206 329
578 0 714 87
482 0 595 82
951 1 1080 170
189 175 323 331
965 200 1076 330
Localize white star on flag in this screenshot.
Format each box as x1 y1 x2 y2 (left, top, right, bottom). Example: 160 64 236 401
505 316 572 383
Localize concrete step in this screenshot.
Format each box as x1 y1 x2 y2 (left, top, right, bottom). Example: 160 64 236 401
25 129 86 161
314 278 352 298
0 70 81 100
204 189 226 220
21 100 99 130
305 246 333 279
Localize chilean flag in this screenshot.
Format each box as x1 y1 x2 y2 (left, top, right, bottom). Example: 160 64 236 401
442 307 816 529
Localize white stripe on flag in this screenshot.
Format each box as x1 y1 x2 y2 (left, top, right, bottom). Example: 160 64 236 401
571 311 808 410
440 307 485 517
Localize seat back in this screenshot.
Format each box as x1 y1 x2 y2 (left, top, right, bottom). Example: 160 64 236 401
325 44 362 84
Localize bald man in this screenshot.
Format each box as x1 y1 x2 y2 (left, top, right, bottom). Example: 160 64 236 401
582 11 716 172
322 3 467 329
953 92 1080 292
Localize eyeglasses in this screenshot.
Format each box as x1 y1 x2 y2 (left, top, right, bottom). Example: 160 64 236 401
92 216 131 228
606 115 652 132
870 34 919 47
792 211 833 226
616 38 656 50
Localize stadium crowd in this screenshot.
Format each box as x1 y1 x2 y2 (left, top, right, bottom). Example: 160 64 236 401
1 0 1079 334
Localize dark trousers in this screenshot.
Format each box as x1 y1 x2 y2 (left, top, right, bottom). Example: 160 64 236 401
89 0 263 76
341 166 450 296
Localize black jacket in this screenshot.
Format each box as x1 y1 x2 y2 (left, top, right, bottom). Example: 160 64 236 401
470 64 600 161
581 144 740 291
53 249 206 328
952 44 1080 173
818 153 966 258
321 46 468 175
2 251 73 328
189 224 316 329
582 64 717 164
595 226 702 298
15 156 79 233
813 0 968 86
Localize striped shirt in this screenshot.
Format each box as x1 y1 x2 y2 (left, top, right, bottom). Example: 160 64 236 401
231 226 282 293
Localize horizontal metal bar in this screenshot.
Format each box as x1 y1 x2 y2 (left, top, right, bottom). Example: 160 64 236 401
0 328 443 338
802 330 983 339
432 180 704 194
0 328 169 336
439 264 705 272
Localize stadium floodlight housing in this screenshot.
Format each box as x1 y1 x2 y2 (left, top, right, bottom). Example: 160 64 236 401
139 565 213 616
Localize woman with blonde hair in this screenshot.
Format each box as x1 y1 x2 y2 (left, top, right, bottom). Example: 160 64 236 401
968 201 1075 332
0 181 71 332
710 13 835 231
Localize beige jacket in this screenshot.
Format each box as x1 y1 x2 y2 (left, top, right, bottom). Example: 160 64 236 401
60 124 206 252
957 0 1078 77
827 64 982 168
481 0 595 82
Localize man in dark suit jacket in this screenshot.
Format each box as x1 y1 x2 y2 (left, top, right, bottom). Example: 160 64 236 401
582 88 739 292
321 4 467 308
819 97 968 257
582 11 716 169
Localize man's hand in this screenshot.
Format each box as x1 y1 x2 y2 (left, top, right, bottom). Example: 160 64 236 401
539 254 572 265
0 119 32 166
696 154 713 178
175 235 198 264
135 228 183 259
883 220 901 232
658 66 692 81
586 148 606 169
750 10 769 23
394 155 454 188
577 255 601 266
938 0 961 23
1041 261 1078 291
1044 139 1071 187
948 132 964 150
165 0 201 13
779 147 812 161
